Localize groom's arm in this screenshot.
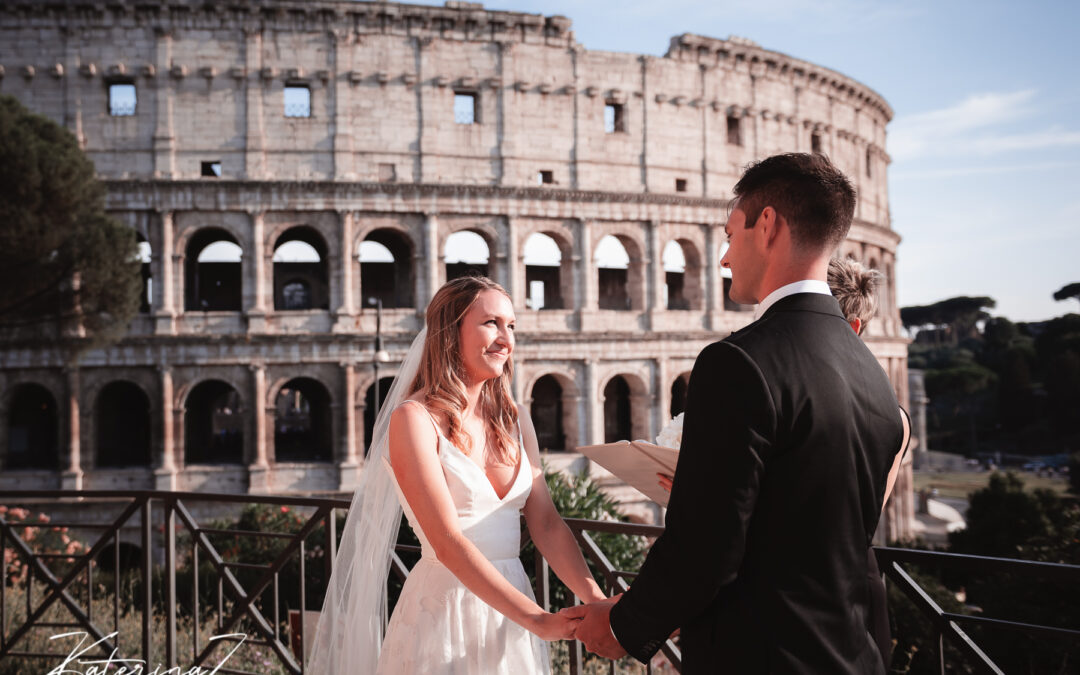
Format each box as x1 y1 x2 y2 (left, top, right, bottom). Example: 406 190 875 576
608 340 776 663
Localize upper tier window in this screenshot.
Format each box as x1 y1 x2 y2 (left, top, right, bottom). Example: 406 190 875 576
284 85 311 118
108 83 136 116
604 103 625 133
454 92 477 125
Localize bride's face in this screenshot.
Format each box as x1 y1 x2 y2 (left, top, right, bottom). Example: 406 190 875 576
458 289 516 384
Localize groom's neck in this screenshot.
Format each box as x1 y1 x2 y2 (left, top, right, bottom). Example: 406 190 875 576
755 255 830 302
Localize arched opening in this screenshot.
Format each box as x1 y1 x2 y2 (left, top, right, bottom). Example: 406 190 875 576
530 375 565 450
360 229 415 308
274 378 332 462
595 235 630 310
603 376 632 443
96 381 151 467
445 230 489 281
273 228 329 310
665 240 703 310
185 229 242 311
184 380 243 465
524 233 563 310
670 372 690 418
136 234 152 313
364 376 396 456
5 383 59 470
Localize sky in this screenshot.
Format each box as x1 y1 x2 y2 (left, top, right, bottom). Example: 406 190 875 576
411 0 1080 323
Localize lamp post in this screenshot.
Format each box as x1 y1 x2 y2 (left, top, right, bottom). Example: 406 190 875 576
368 296 390 422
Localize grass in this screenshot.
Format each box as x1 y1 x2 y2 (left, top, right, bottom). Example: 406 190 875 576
913 469 1071 500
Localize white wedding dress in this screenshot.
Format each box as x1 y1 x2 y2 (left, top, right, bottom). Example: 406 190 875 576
376 402 550 674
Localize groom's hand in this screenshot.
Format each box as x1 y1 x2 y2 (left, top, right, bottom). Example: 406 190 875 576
560 597 628 660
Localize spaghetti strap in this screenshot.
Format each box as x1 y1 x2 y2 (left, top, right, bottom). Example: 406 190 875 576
399 399 442 445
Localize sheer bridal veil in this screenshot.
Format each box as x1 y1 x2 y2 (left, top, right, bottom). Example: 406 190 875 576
307 328 427 674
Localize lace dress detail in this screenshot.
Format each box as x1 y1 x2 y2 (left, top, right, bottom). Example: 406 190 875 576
376 403 549 674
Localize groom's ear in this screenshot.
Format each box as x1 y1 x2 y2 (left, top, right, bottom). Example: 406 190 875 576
755 206 781 248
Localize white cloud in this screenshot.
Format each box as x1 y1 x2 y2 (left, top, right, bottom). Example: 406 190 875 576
888 90 1037 160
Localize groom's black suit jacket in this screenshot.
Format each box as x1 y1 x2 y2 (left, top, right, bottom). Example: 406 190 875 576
610 293 902 673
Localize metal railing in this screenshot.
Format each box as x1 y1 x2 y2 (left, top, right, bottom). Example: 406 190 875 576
1 490 1076 674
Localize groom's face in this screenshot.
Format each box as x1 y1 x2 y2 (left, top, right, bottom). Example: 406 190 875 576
721 205 764 304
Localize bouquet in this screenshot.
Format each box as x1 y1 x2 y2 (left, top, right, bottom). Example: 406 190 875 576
655 412 684 449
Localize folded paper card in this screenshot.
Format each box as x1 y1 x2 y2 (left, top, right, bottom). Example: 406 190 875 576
577 440 679 507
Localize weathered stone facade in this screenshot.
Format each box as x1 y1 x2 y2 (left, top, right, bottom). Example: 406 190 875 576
0 0 912 539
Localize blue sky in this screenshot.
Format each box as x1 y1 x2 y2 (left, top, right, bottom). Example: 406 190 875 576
416 0 1080 322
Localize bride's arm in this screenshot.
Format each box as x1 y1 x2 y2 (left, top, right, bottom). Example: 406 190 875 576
518 404 607 605
387 403 577 640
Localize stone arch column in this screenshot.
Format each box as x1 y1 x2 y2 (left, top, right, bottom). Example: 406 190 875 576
154 365 177 490
61 367 82 489
248 363 270 492
154 210 177 335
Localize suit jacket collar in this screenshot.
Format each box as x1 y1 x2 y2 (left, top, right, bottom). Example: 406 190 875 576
759 291 845 320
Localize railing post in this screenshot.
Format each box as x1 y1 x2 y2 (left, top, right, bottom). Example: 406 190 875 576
534 551 550 611
568 595 583 675
165 498 177 668
299 539 307 673
325 508 336 581
938 631 946 675
141 498 152 668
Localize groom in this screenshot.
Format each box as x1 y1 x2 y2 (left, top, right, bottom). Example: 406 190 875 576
567 153 903 673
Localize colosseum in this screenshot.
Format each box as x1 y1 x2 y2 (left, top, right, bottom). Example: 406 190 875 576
0 0 913 540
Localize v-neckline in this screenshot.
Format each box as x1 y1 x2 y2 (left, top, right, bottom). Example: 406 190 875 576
437 431 525 502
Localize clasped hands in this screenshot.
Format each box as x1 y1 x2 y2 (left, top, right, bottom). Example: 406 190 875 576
551 593 628 659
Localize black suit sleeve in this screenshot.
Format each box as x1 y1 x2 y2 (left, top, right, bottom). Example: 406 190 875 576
609 340 776 663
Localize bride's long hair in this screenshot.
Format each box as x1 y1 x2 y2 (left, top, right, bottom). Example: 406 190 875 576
410 275 519 465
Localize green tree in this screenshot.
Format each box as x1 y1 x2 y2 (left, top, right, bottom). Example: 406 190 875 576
0 95 140 355
1052 282 1080 307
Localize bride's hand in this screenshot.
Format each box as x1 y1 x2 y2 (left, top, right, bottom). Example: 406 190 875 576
528 611 580 641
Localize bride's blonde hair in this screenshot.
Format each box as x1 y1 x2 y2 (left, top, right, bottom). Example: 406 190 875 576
410 276 519 464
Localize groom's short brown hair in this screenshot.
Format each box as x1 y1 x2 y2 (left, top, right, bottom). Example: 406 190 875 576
733 153 856 253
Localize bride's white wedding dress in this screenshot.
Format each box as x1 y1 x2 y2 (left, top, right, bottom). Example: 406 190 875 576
376 402 549 674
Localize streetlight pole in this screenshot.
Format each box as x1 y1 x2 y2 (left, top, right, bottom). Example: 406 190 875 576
368 296 388 422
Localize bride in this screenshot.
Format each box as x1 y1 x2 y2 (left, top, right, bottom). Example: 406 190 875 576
309 276 607 674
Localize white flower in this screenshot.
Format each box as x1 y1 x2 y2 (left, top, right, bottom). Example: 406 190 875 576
655 412 684 449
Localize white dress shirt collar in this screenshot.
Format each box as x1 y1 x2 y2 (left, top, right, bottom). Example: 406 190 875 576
753 279 832 321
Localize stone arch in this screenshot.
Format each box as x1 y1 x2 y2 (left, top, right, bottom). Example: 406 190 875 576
183 379 244 465
600 372 649 443
663 238 704 310
523 231 572 310
444 228 493 282
670 371 691 417
183 227 243 312
594 233 645 311
95 380 151 467
4 382 60 470
362 375 397 456
273 377 333 463
273 226 330 311
526 371 579 452
359 227 416 309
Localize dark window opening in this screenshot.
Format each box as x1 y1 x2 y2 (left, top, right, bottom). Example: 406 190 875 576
726 115 742 146
379 163 397 182
5 384 59 470
531 375 565 451
274 378 332 462
273 228 329 311
603 376 632 443
666 271 689 310
185 229 242 312
184 380 243 465
866 147 873 178
359 229 415 309
364 376 396 456
526 265 562 310
454 92 477 125
284 84 311 118
136 235 152 314
201 161 222 178
604 102 626 134
96 381 151 467
675 178 687 193
811 132 822 153
598 268 630 310
538 170 554 185
108 82 136 116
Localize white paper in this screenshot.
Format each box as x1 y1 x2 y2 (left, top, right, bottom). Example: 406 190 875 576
578 440 679 506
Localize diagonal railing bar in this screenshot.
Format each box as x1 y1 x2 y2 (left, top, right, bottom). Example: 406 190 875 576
198 503 333 671
883 560 1002 675
0 496 145 660
941 613 1080 641
574 529 682 671
172 499 303 674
